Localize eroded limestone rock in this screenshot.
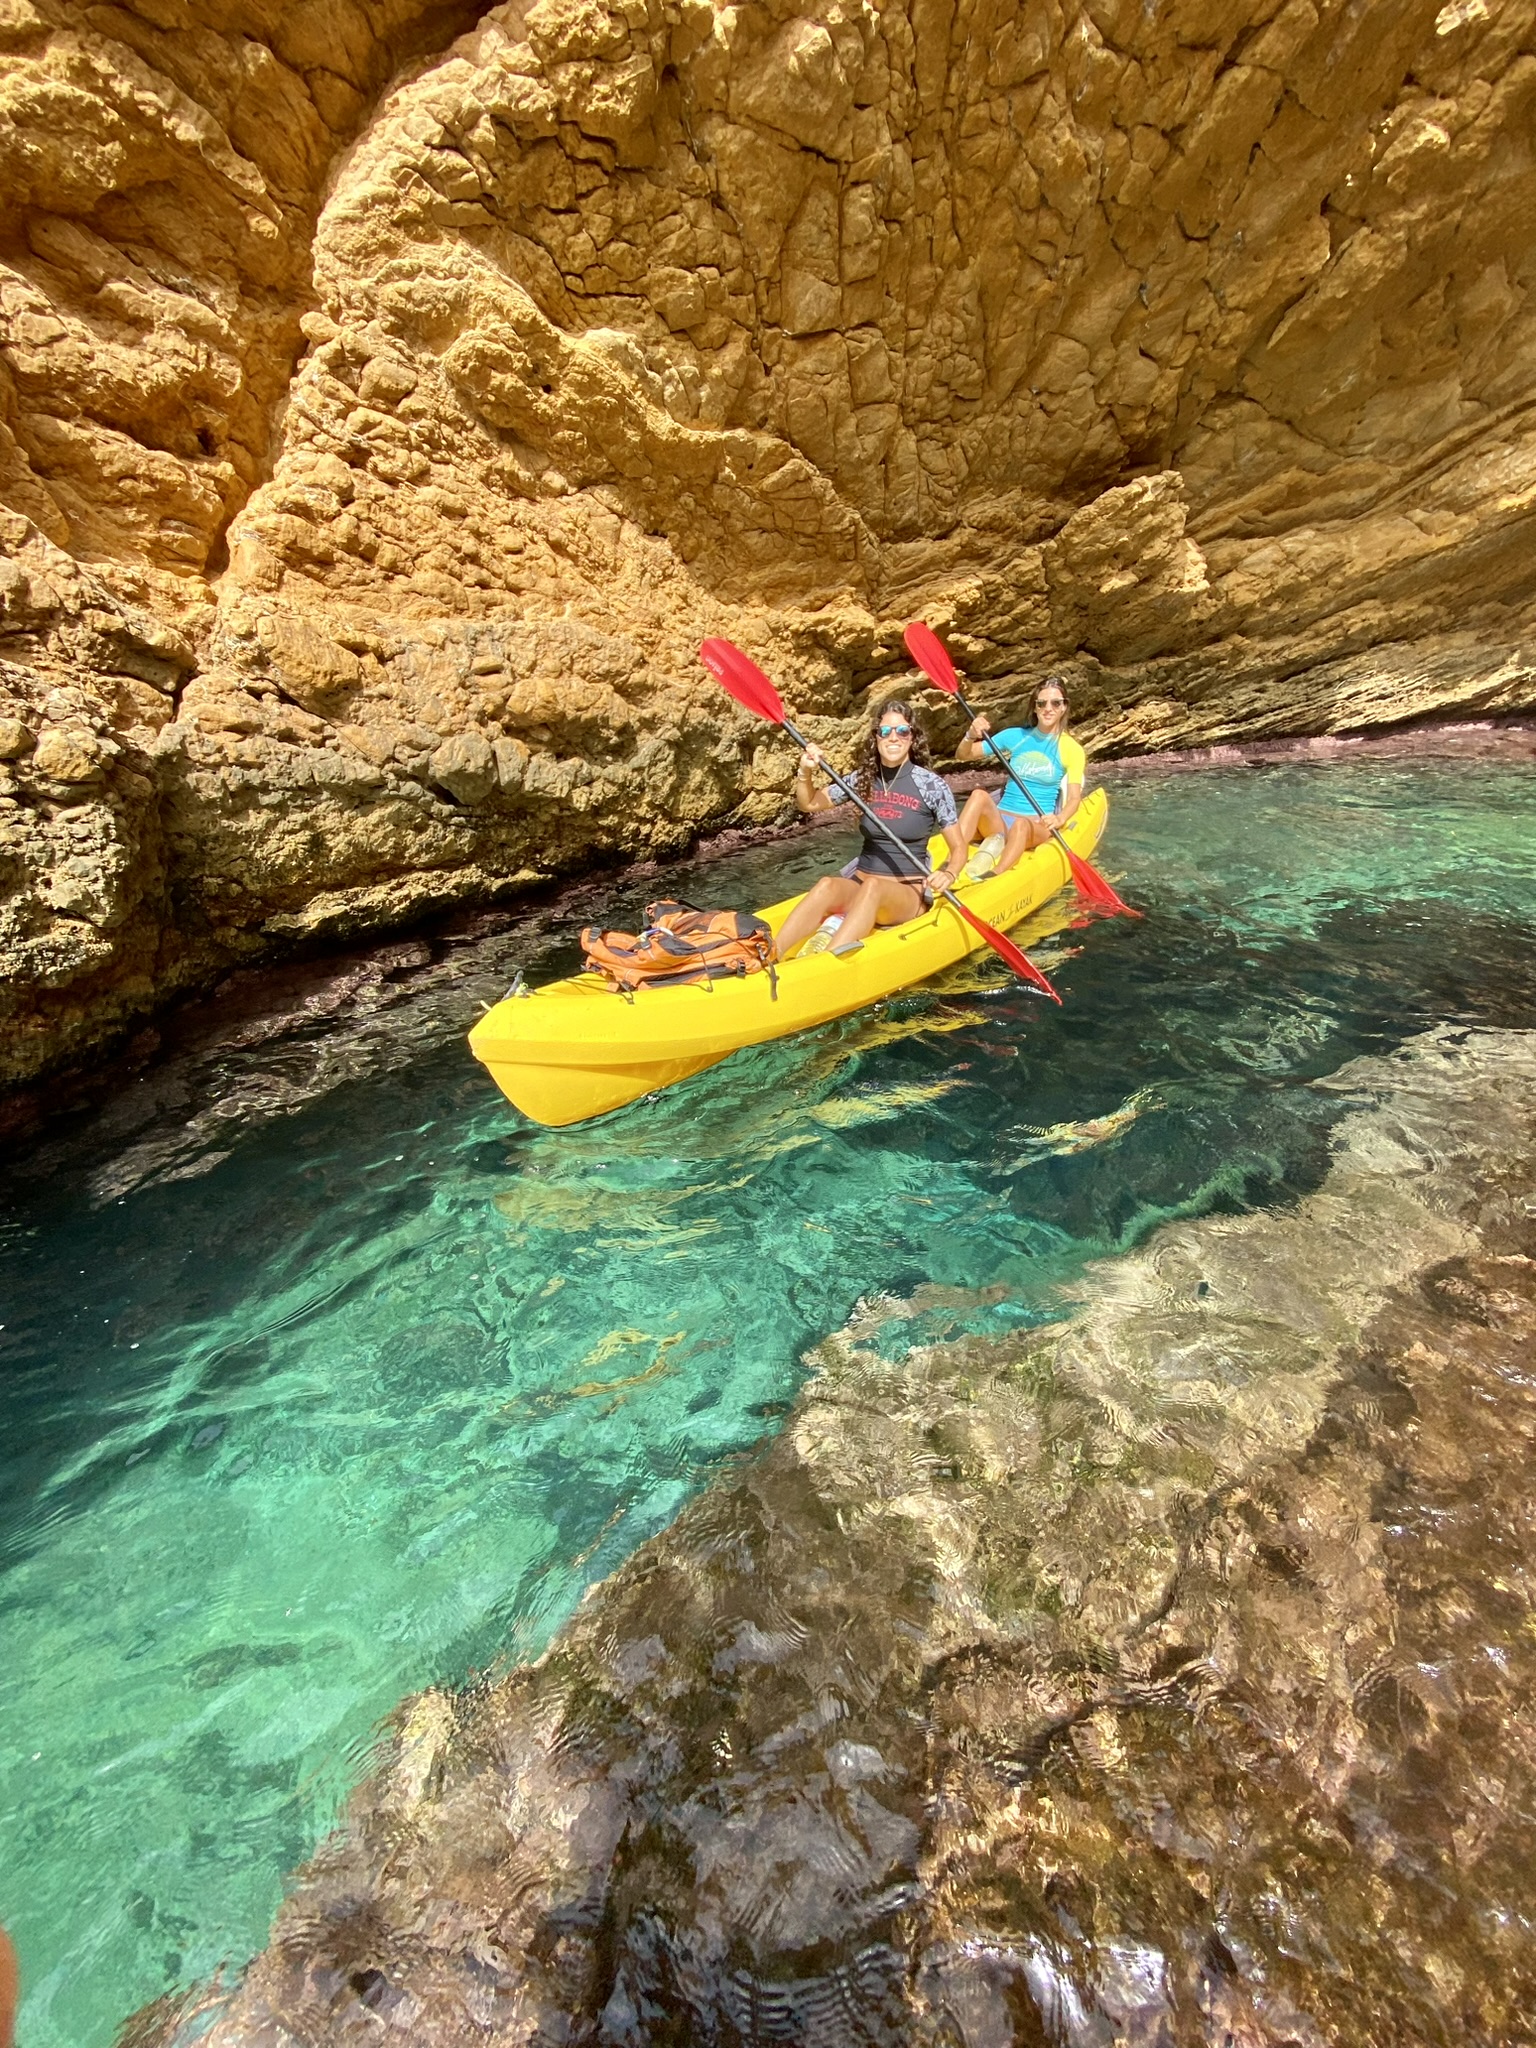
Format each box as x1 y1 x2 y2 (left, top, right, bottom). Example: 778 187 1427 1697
5 0 1536 1087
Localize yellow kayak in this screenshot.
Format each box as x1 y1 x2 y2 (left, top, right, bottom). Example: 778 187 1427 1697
470 789 1109 1125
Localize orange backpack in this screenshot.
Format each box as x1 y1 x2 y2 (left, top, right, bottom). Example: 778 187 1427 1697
580 900 778 996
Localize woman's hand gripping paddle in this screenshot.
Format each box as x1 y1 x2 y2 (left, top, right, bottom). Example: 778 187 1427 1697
698 638 1061 1002
903 621 1139 919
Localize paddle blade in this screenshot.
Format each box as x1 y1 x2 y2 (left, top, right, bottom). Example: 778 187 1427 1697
944 889 1061 1003
903 620 959 694
1062 842 1142 918
699 639 785 725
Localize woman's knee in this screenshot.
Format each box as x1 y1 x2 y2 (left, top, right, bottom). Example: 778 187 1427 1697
836 878 888 931
959 791 995 837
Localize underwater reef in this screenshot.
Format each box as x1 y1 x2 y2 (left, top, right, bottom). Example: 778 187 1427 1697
133 1024 1536 2046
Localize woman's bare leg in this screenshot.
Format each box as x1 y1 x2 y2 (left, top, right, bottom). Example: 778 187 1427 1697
994 811 1053 874
827 874 925 948
956 789 1003 846
774 874 859 957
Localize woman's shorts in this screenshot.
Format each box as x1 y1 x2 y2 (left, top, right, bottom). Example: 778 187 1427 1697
839 856 926 885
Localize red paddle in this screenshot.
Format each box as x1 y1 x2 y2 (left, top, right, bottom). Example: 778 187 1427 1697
699 638 1060 1002
903 622 1139 918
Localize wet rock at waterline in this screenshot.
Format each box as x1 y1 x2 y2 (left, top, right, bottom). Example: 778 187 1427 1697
7 0 1536 1089
148 1027 1536 2047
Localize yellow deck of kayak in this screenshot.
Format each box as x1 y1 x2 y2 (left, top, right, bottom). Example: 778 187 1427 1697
470 788 1108 1126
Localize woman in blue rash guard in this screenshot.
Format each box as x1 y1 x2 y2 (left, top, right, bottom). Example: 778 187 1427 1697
773 699 969 959
953 673 1086 876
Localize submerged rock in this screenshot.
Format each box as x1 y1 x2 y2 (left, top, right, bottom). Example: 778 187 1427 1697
148 1027 1536 2045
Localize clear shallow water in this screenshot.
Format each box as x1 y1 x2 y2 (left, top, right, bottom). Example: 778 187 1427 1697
2 754 1534 2048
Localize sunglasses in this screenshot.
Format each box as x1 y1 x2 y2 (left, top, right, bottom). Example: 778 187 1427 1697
1035 697 1065 708
878 722 913 738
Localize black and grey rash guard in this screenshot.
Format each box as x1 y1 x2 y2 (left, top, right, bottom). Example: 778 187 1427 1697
830 761 958 881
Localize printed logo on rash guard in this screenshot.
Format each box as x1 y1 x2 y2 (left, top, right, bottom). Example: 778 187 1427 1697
872 788 923 819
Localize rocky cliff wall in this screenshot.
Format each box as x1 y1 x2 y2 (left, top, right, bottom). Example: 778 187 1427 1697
5 0 1536 1093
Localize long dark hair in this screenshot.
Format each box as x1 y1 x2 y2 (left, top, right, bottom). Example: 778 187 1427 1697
856 698 930 796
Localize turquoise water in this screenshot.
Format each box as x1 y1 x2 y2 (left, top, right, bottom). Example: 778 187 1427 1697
2 752 1535 2048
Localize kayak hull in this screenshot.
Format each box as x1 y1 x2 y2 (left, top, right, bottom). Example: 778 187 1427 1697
470 788 1108 1125
484 1048 726 1127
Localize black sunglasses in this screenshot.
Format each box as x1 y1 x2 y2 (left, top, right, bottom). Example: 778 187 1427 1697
878 722 913 738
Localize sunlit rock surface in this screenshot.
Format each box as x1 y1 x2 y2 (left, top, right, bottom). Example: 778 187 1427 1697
136 1025 1536 2046
5 0 1536 1084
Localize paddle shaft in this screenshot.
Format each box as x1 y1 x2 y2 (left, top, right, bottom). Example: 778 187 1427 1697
957 689 1074 839
784 714 954 896
696 638 1057 996
784 717 1056 996
921 650 1131 918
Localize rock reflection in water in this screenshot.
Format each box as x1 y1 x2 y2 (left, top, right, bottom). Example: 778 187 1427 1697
156 1028 1536 2048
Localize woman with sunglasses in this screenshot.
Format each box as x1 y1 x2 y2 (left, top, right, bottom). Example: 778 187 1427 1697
953 674 1086 876
773 699 969 958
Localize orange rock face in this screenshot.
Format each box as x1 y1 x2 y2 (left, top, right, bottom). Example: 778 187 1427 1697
3 0 1536 1090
